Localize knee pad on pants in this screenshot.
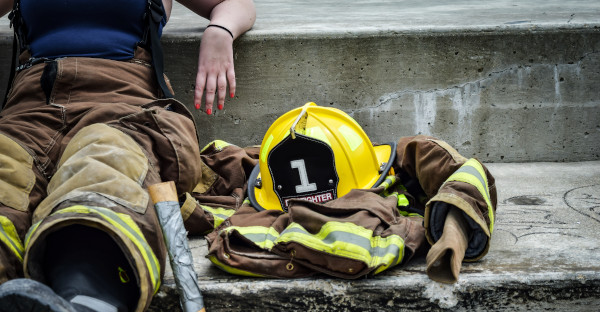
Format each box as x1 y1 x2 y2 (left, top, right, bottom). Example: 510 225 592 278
0 133 35 212
34 124 150 223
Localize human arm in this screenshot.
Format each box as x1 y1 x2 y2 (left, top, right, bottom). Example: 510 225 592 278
176 0 256 115
0 0 13 18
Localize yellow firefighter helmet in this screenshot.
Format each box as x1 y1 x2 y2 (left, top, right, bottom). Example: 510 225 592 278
248 102 396 212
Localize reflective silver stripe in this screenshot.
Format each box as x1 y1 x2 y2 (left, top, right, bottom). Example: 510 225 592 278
280 227 402 262
454 165 490 200
70 295 118 312
446 159 495 233
230 222 404 273
240 232 279 245
201 205 236 229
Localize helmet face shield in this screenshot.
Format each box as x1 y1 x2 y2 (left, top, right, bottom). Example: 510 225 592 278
248 102 395 212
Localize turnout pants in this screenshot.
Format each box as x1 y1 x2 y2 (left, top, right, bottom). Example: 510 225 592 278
0 48 202 311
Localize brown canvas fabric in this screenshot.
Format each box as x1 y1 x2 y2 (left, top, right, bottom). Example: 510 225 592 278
186 136 496 278
182 142 258 235
426 207 469 283
193 135 496 279
0 48 203 311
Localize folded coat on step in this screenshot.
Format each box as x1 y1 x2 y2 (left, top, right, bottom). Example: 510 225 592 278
181 135 497 279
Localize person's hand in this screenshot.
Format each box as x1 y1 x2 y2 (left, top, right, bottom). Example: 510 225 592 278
194 26 235 115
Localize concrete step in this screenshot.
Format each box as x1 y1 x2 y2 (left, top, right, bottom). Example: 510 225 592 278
152 161 600 311
1 1 599 163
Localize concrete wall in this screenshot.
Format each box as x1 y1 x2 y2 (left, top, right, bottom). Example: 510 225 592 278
161 29 600 163
1 3 599 163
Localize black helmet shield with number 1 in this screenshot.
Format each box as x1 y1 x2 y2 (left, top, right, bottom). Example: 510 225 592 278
266 133 338 212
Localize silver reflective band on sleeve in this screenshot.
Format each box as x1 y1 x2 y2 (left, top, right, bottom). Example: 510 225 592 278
201 204 236 229
445 158 494 233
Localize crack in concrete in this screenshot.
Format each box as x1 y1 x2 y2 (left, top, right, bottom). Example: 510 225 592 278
361 49 599 112
349 49 598 139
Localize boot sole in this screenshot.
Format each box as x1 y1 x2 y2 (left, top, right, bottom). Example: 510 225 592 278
0 279 76 312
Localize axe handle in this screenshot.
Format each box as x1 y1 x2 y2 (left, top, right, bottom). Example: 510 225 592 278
148 181 178 203
148 181 206 312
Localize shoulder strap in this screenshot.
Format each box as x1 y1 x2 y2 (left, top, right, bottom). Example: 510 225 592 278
144 0 173 99
2 0 174 108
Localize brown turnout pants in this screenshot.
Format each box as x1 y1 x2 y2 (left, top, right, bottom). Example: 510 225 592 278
0 48 202 311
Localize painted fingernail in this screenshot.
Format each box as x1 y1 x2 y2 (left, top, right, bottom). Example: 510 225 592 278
218 104 223 110
206 108 212 115
195 103 200 109
230 92 234 98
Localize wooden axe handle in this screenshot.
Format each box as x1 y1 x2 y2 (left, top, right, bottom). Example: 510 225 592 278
148 181 178 203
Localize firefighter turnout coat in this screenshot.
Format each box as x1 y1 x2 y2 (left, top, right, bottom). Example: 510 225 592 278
182 136 497 279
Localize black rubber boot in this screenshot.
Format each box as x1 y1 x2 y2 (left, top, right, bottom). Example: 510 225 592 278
0 278 77 312
43 225 140 312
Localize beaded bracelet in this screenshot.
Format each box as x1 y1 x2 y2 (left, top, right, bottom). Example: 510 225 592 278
206 24 234 39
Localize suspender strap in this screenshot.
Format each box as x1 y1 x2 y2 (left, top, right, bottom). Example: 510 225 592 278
145 0 173 99
2 0 174 109
1 35 17 110
2 0 24 110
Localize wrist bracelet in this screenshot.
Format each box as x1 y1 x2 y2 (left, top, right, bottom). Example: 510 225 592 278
206 24 234 39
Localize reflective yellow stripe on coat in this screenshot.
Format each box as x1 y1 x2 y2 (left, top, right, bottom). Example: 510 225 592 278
278 222 404 274
200 205 236 229
223 221 405 275
445 158 495 233
206 255 266 277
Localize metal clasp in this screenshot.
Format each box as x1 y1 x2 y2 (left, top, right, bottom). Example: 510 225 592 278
290 102 316 139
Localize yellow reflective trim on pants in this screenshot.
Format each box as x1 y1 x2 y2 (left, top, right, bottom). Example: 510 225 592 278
207 255 266 277
0 216 24 262
200 205 235 229
277 222 404 271
446 159 494 233
24 220 41 248
27 205 161 294
223 226 280 250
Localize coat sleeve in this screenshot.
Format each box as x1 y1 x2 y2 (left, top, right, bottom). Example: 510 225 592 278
179 140 259 235
394 135 497 261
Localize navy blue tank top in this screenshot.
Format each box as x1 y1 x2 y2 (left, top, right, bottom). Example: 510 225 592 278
21 0 165 60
